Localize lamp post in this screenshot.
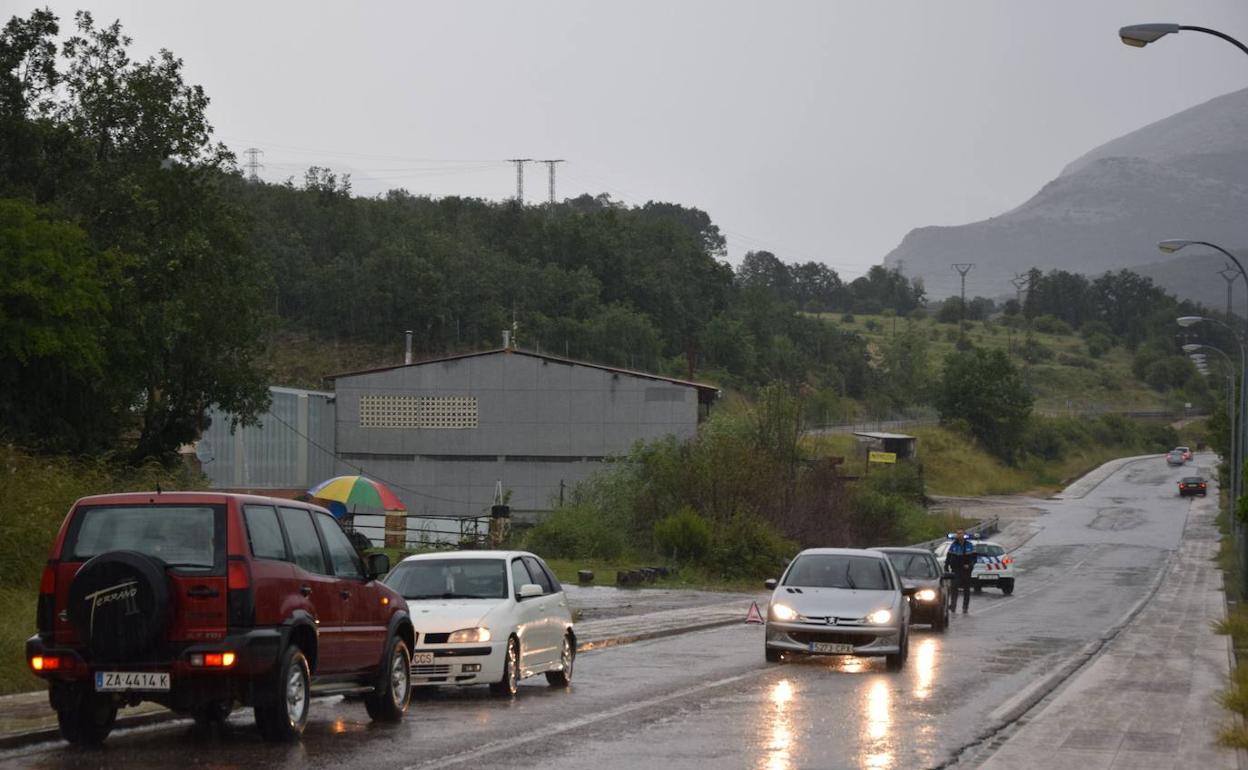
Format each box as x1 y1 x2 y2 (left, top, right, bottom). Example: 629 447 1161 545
1168 241 1248 508
1119 23 1248 56
1184 342 1238 502
1179 318 1248 593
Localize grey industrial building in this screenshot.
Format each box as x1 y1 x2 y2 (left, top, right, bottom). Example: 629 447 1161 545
201 349 718 527
328 348 718 521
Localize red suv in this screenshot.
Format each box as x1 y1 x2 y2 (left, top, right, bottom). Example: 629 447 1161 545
25 492 414 745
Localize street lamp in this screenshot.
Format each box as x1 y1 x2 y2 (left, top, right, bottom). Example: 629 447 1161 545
1119 23 1248 56
1177 318 1245 502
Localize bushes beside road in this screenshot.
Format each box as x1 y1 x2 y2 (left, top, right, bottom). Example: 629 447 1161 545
523 386 973 580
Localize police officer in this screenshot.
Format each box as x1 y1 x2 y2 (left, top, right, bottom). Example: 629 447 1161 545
944 529 977 614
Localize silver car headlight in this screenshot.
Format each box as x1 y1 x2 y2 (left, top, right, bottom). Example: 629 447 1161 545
867 609 893 625
770 603 798 621
914 589 937 602
447 627 492 643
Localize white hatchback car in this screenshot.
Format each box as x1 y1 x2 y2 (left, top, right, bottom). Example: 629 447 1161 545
383 550 575 696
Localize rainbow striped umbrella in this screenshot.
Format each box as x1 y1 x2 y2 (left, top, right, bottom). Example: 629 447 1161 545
308 476 406 518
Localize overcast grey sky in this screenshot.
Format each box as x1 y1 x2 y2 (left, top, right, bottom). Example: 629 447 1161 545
26 1 1248 289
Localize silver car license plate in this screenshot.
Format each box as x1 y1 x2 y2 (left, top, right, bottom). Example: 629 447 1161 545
95 671 170 692
411 652 434 665
810 642 854 654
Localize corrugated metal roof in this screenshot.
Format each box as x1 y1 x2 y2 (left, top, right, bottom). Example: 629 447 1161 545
326 348 721 401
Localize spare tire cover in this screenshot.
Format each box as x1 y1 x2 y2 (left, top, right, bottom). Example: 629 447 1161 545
67 551 169 662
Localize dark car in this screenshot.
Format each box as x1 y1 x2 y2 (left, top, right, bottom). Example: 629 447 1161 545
26 492 415 746
876 547 949 631
1179 477 1208 497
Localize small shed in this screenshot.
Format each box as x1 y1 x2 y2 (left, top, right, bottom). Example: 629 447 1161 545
853 431 918 462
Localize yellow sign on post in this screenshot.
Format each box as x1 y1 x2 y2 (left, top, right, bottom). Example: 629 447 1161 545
868 451 897 464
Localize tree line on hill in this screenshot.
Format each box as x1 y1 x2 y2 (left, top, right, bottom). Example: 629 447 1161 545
0 9 1221 466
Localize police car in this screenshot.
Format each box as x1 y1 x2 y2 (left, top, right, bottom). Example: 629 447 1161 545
932 536 1016 596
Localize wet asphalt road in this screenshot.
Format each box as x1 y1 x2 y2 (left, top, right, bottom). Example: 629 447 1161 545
0 455 1211 770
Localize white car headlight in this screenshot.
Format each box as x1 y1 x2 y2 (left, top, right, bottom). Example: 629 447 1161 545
447 627 492 643
770 603 798 622
867 609 893 625
914 589 937 602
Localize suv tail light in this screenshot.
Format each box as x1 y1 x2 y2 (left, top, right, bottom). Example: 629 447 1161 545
226 557 255 628
36 562 57 635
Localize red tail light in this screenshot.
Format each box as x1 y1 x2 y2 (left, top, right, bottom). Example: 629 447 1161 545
191 651 236 668
37 562 57 634
30 655 60 671
227 559 250 590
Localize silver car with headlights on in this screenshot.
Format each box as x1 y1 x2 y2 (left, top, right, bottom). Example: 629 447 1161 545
763 548 912 671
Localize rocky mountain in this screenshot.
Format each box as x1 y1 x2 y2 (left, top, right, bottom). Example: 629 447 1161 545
883 88 1248 299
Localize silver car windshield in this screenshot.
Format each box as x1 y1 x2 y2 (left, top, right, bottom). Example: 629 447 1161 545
783 554 893 590
384 558 508 600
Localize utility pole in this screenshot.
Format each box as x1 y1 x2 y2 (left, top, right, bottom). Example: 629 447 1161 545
1010 273 1030 310
1219 264 1240 323
243 147 264 182
507 159 532 204
952 263 974 333
538 159 564 204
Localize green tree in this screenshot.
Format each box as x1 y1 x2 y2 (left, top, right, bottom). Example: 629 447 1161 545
1 10 272 462
0 199 120 451
936 348 1033 462
881 326 930 405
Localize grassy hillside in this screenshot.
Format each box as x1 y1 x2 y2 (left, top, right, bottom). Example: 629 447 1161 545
817 313 1174 413
807 422 1169 498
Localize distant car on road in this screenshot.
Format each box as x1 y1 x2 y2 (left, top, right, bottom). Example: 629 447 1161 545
383 551 575 696
1166 450 1187 466
763 548 912 670
933 538 1016 595
1178 476 1208 497
875 547 949 631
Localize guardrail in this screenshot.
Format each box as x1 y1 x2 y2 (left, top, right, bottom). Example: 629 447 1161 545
909 514 1000 552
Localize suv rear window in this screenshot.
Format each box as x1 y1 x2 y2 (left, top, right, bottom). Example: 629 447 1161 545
69 505 220 569
976 544 1005 557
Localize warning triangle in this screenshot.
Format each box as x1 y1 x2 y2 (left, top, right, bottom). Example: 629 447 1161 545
745 601 765 624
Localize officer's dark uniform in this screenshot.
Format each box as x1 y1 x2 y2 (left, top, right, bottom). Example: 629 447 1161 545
944 537 977 613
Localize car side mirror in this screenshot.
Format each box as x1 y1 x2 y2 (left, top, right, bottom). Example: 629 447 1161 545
517 583 543 599
366 553 390 580
942 571 955 582
764 578 778 590
901 586 917 597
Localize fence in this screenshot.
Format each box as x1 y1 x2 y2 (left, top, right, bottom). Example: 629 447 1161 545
346 513 492 550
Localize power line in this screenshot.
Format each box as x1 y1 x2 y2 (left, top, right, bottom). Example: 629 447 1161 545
243 147 264 182
539 159 565 204
1218 264 1239 322
506 158 532 203
951 263 974 333
1010 272 1031 308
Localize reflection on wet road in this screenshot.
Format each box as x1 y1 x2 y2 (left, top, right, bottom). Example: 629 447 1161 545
0 456 1209 769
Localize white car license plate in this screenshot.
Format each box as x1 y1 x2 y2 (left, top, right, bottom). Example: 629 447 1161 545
411 652 434 665
978 574 999 580
810 642 854 654
95 671 169 692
